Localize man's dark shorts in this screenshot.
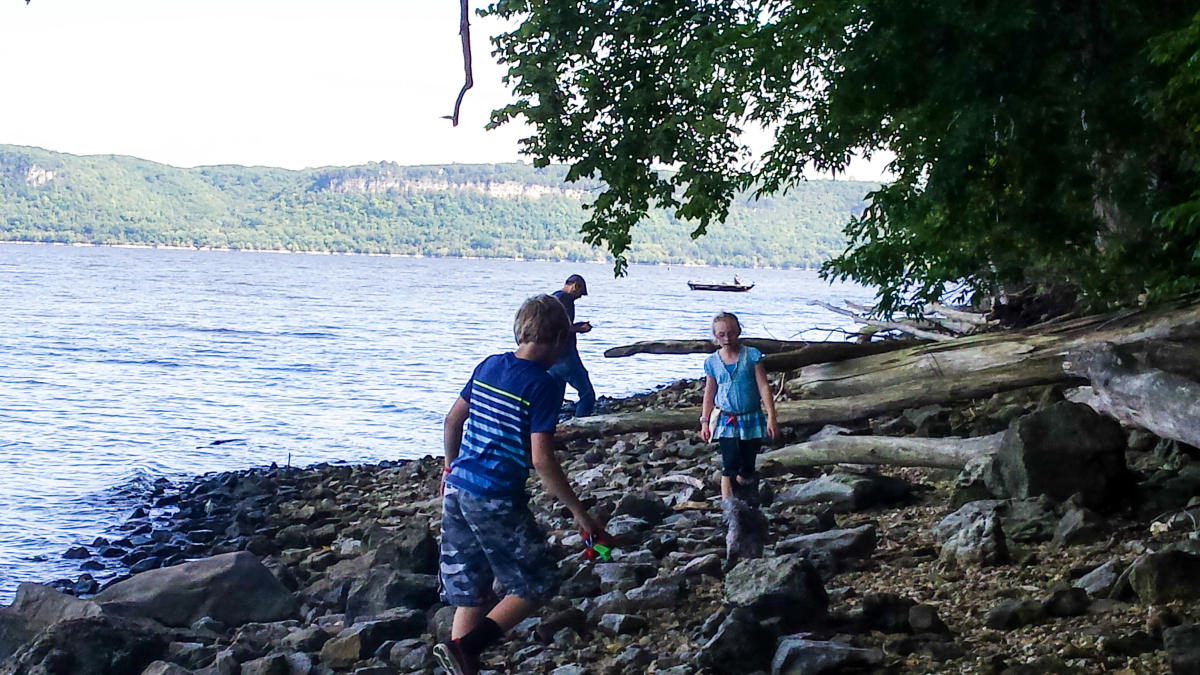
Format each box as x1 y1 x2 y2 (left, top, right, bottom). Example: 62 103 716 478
440 488 560 606
719 437 762 479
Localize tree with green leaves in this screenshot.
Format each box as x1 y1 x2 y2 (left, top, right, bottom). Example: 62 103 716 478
485 0 1200 314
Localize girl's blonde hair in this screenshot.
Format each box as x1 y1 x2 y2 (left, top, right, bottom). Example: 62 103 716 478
712 312 742 341
514 294 571 346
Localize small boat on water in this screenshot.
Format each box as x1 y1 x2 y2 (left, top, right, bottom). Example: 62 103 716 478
687 278 755 292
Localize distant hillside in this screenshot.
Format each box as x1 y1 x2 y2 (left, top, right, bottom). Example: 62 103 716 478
0 145 874 267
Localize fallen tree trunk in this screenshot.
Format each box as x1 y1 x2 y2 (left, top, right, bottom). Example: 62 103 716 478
557 352 1075 441
603 338 810 358
759 339 927 372
604 337 924 372
759 432 1004 473
558 301 1200 442
786 301 1200 400
1063 342 1200 449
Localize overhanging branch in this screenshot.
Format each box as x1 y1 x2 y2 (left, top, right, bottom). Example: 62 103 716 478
444 0 474 127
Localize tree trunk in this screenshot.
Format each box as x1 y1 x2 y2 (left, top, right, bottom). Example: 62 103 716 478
557 301 1200 442
557 352 1074 441
758 432 1004 473
759 339 926 372
603 338 810 358
787 300 1200 400
1063 342 1200 448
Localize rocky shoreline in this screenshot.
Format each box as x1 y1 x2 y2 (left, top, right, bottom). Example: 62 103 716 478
3 378 1200 674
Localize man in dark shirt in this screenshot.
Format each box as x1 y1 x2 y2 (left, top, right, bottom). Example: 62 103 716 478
549 274 595 417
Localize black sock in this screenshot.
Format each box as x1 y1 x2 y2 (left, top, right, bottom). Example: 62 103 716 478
458 617 503 658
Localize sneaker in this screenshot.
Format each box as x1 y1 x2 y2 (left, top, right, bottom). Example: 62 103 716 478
433 640 479 675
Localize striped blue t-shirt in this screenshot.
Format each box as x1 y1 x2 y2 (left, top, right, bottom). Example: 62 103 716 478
445 352 560 499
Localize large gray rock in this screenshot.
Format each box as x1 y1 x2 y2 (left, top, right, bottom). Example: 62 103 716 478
365 523 439 575
775 525 877 561
1164 624 1200 674
986 599 1045 631
0 584 105 661
771 636 884 675
698 608 775 674
625 575 682 609
935 502 1009 567
611 492 671 526
725 554 828 628
1128 551 1200 604
1073 559 1127 599
985 402 1128 508
1050 504 1105 550
999 497 1059 544
343 569 439 623
777 473 910 511
93 552 299 628
318 612 425 669
2 616 168 675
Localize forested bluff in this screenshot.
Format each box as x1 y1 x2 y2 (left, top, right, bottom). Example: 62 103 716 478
0 145 873 268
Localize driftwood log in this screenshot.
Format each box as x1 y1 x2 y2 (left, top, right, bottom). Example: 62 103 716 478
604 337 925 372
758 432 1004 473
604 338 810 358
557 352 1074 441
558 301 1200 442
785 301 1200 400
1064 342 1200 449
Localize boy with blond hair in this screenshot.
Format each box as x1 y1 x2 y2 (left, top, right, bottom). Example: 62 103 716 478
434 294 607 675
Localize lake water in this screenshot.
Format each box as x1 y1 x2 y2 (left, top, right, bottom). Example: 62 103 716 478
0 243 876 601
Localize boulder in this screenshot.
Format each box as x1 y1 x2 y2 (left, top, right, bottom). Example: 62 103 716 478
559 566 602 598
1 584 104 661
9 583 103 627
625 575 682 609
365 524 438 574
343 570 439 623
2 616 167 675
0 609 36 664
318 612 425 669
1044 587 1090 617
603 515 652 539
725 555 828 628
998 497 1059 544
770 636 884 675
93 551 299 628
141 661 193 675
985 402 1128 509
596 613 647 637
1049 504 1105 550
1128 551 1200 604
908 604 950 635
777 473 910 511
1073 559 1127 599
1164 624 1200 675
936 502 1009 567
593 563 655 593
861 593 916 634
775 525 877 561
239 652 289 675
611 492 671 526
698 608 775 674
985 599 1045 631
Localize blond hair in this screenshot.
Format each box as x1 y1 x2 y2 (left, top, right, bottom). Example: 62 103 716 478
712 312 742 342
514 294 571 346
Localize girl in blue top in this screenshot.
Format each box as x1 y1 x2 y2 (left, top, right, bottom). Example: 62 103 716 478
700 312 780 499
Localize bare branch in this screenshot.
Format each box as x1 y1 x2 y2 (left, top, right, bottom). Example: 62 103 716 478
444 0 474 127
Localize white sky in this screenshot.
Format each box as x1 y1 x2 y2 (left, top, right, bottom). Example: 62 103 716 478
0 0 889 180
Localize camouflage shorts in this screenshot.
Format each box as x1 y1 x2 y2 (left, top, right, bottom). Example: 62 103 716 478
439 487 560 606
